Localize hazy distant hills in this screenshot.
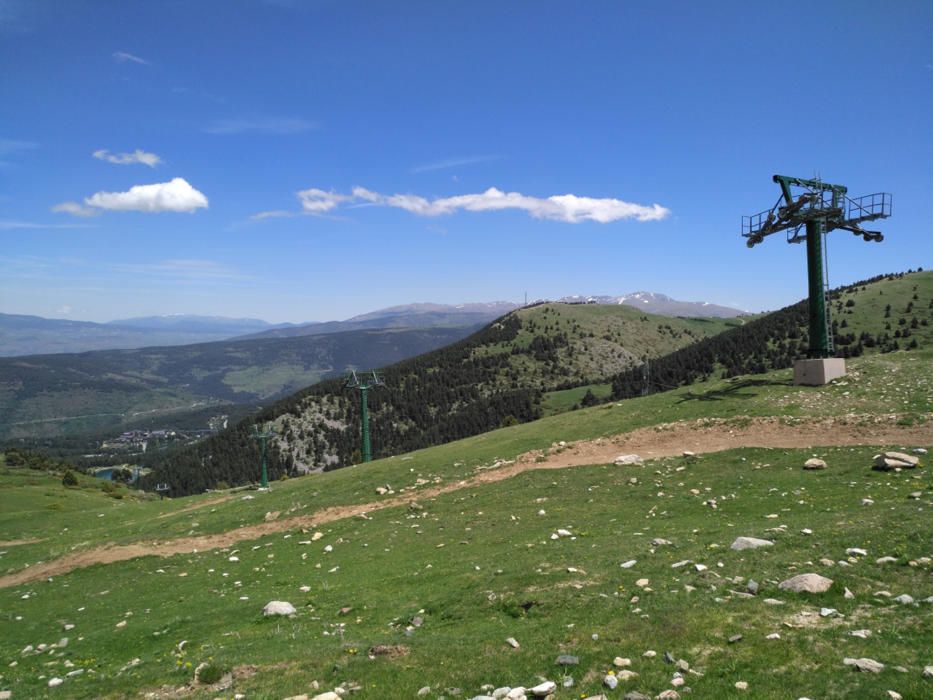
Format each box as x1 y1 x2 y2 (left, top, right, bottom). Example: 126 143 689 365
558 292 745 318
108 315 299 336
0 326 477 440
0 313 298 357
237 302 520 340
0 295 744 357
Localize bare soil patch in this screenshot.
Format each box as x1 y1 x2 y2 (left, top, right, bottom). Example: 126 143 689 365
1 414 927 589
155 494 233 519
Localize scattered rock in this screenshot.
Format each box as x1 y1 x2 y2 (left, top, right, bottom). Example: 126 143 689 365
778 573 833 594
556 654 579 666
886 691 902 700
923 666 933 678
651 538 672 547
616 670 638 681
636 578 650 588
529 681 556 696
850 630 871 639
846 548 868 557
621 560 638 569
747 579 759 595
48 678 63 688
873 452 920 471
604 675 618 690
613 657 631 668
505 637 520 649
262 600 297 617
803 458 827 470
843 657 885 673
893 594 915 605
728 634 743 644
614 454 644 466
624 693 650 700
731 537 774 551
876 556 898 564
310 693 340 700
735 681 748 690
656 691 680 700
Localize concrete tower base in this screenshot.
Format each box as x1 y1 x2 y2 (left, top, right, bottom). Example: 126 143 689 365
794 358 846 386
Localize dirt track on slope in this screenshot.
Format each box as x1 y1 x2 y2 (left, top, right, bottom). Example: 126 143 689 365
1 415 928 589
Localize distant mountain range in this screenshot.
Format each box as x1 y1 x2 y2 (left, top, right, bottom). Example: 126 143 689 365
0 313 300 357
557 292 745 318
0 294 744 357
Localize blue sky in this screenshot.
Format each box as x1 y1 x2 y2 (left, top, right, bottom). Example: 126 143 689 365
1 0 930 323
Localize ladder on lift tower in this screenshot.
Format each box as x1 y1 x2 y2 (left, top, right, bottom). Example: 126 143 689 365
818 218 834 355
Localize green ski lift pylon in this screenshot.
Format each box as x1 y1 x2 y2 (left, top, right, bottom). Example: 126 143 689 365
250 423 275 488
345 370 385 463
742 175 891 359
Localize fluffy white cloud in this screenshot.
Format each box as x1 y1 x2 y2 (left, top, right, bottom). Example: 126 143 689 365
52 201 99 217
93 149 162 167
298 186 670 223
79 178 208 214
113 51 150 65
297 188 351 213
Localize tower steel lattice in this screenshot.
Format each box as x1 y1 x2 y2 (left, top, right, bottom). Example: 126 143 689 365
742 175 891 358
345 370 385 463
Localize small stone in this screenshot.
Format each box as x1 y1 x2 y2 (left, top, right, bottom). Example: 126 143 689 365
885 691 902 700
603 674 618 690
850 630 871 639
613 657 632 667
747 579 759 595
876 556 897 564
556 654 579 666
624 693 650 700
778 573 833 593
663 651 676 664
616 670 638 681
636 578 650 588
731 536 774 551
529 681 556 696
735 681 748 691
893 594 914 605
766 633 781 640
651 538 672 547
844 587 854 599
614 454 644 466
417 688 431 697
676 659 690 672
48 678 63 688
621 560 638 569
310 693 339 700
820 607 838 617
262 600 297 617
656 691 680 700
728 634 743 644
923 666 933 678
694 563 708 572
843 657 885 673
908 492 922 500
803 458 826 470
846 548 867 557
505 637 520 649
643 650 657 658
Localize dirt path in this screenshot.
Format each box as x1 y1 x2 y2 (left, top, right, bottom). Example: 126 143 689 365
0 538 43 547
1 415 927 589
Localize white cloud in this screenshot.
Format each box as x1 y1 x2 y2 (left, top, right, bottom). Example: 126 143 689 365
0 220 97 230
111 259 250 282
251 210 299 220
411 154 501 173
113 51 150 65
204 117 317 135
52 201 100 217
81 177 208 214
297 188 351 214
306 186 669 223
93 148 162 167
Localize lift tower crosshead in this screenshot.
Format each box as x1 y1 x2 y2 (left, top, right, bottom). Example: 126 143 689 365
742 175 891 385
345 370 385 463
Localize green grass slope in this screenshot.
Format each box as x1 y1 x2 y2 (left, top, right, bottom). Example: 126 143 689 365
0 347 929 698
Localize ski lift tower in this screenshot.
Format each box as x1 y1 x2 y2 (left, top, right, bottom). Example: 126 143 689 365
742 174 891 385
345 370 385 463
250 423 275 489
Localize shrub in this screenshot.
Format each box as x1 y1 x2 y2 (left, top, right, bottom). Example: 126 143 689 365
62 470 78 487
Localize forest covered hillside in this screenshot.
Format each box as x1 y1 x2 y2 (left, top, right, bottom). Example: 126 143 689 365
143 270 929 496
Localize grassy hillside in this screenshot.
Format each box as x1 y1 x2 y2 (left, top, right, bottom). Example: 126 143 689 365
0 347 929 699
143 305 738 494
143 271 928 497
611 270 931 398
0 326 476 441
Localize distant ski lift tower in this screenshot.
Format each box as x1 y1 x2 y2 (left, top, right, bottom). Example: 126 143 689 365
250 423 275 488
345 370 385 463
743 174 891 385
